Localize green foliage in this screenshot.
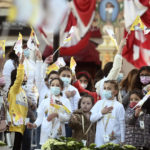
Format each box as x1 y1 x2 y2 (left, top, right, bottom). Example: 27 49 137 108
41 137 136 150
0 141 6 147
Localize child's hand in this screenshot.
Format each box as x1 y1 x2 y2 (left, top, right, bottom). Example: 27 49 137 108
47 113 58 121
27 122 37 129
35 50 42 61
135 107 141 117
44 55 53 64
118 38 126 54
20 53 25 64
101 106 113 115
65 91 76 98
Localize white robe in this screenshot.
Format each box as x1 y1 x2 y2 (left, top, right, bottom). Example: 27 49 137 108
90 99 125 147
34 95 72 145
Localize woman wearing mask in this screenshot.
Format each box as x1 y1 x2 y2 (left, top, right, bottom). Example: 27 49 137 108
27 78 72 145
123 66 150 109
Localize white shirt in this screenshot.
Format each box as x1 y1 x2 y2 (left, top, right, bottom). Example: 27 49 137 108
90 99 125 147
3 59 15 91
34 95 72 145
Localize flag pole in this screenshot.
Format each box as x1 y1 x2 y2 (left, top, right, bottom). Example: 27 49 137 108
53 32 60 62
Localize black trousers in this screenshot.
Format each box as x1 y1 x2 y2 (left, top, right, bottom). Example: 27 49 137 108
13 132 23 150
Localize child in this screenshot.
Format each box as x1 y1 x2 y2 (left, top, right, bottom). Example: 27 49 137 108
8 54 28 150
58 66 81 137
58 66 80 112
69 94 95 146
90 80 125 147
125 89 150 150
27 78 72 145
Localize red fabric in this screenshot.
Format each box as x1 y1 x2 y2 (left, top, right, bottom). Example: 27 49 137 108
73 80 100 103
64 12 77 32
73 0 96 26
141 8 150 28
139 0 150 7
122 31 148 68
60 32 91 56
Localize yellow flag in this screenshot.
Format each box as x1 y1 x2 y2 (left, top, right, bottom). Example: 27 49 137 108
46 63 59 75
0 40 5 58
50 104 71 114
70 57 77 74
130 16 145 31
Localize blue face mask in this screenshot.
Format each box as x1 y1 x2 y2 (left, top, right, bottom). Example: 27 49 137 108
50 87 61 96
103 90 112 99
24 49 30 58
117 73 124 83
60 77 71 86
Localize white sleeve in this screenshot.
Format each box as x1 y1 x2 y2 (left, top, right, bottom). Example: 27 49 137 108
34 100 45 127
3 60 15 91
90 102 103 123
58 113 71 123
72 89 80 112
117 104 125 143
35 60 45 93
107 54 122 80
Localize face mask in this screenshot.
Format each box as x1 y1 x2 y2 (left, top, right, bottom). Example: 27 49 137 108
81 83 88 89
50 87 61 96
129 101 138 108
103 90 112 99
117 73 124 83
24 49 30 58
140 76 150 85
60 77 71 86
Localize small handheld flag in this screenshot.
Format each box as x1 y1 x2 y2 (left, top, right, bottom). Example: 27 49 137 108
0 40 5 58
130 16 145 31
46 63 59 75
14 33 23 54
70 57 77 74
27 29 39 51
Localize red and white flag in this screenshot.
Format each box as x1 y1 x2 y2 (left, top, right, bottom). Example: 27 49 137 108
123 0 150 68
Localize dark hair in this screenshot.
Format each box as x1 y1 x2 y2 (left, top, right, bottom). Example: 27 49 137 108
129 89 143 100
58 66 72 75
94 69 104 85
77 71 93 91
78 94 94 109
104 80 119 99
10 69 17 88
133 66 150 90
49 78 64 89
103 62 113 77
120 69 138 92
45 71 59 81
8 47 19 68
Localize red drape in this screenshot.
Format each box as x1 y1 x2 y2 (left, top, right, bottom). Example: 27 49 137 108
73 0 96 26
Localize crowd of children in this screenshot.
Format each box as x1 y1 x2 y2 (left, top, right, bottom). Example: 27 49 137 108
0 38 150 150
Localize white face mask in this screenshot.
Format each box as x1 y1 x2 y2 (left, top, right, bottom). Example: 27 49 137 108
81 83 88 89
105 8 113 13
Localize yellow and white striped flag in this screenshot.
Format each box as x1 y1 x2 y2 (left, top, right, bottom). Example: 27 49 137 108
0 40 5 58
46 63 59 75
70 57 77 74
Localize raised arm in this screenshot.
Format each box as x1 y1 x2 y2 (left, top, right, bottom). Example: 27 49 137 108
11 54 25 93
